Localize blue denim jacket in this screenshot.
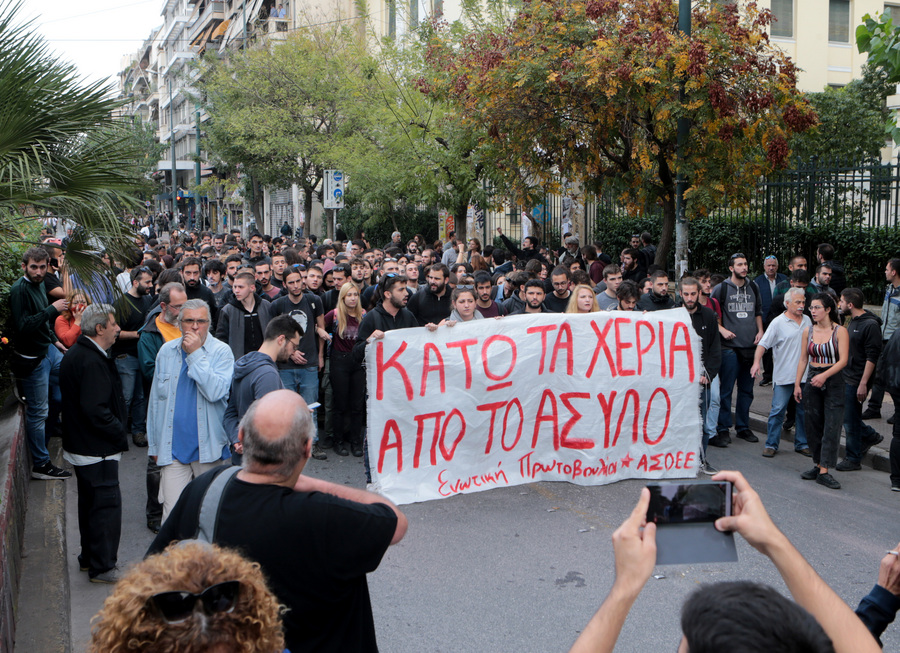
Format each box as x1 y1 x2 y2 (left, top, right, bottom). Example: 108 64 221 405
147 335 234 466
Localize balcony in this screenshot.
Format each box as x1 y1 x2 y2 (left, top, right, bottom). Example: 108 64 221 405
188 0 225 44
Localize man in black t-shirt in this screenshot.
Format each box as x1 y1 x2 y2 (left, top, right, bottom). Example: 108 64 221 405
148 390 407 653
112 267 153 447
271 270 325 457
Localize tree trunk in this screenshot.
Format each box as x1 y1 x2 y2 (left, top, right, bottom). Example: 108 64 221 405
454 198 469 239
656 193 676 268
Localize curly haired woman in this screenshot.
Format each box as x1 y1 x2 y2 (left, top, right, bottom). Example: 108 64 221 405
90 541 286 653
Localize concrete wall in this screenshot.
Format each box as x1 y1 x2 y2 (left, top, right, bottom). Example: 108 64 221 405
0 396 27 652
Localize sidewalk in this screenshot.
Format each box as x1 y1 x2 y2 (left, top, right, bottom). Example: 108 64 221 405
745 379 895 473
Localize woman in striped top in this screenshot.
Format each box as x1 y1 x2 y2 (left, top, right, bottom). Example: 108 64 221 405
794 293 849 490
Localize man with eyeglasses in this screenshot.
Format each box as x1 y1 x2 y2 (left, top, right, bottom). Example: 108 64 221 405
148 299 234 522
543 266 573 313
223 315 303 452
138 282 188 532
709 253 764 449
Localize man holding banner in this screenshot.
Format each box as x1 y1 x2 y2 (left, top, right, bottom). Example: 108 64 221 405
364 307 702 504
354 273 419 483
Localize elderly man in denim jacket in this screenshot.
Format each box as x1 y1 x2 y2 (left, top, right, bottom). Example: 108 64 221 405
148 299 234 521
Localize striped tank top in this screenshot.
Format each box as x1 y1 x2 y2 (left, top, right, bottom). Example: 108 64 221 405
808 325 839 366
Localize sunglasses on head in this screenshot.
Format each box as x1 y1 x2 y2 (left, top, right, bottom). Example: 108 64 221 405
147 580 241 624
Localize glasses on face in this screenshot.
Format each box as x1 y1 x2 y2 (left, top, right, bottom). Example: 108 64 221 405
167 304 185 312
147 580 241 624
181 318 210 326
288 337 301 350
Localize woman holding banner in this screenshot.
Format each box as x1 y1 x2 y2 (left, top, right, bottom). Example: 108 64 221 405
565 285 600 314
445 287 484 325
325 283 367 457
794 293 848 490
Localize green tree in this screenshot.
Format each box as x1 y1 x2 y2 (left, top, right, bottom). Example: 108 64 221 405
857 12 900 144
789 80 886 164
419 0 817 265
197 26 384 230
0 0 146 267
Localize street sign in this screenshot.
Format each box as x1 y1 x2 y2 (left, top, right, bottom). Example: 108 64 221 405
323 169 345 209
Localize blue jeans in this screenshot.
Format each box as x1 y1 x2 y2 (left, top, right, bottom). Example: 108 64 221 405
717 347 755 433
280 366 319 441
18 346 63 467
766 384 807 451
115 354 146 433
704 375 720 440
843 383 881 462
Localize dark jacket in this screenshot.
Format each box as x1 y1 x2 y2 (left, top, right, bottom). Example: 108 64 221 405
876 322 900 392
138 305 165 383
353 302 418 364
753 273 787 325
223 351 283 443
407 286 452 327
503 294 525 315
216 294 276 361
60 335 127 457
844 310 883 387
498 233 546 265
689 304 722 381
8 276 59 358
637 292 676 311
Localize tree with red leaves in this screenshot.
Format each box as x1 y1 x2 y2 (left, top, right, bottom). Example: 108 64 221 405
418 0 817 265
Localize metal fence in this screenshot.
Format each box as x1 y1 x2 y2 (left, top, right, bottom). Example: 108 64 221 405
479 158 900 257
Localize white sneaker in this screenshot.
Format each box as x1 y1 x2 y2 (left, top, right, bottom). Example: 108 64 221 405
698 460 717 476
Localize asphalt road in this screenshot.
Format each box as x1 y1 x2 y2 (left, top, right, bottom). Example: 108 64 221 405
64 402 899 653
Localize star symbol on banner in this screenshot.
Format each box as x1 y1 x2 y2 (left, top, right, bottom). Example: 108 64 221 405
621 453 633 468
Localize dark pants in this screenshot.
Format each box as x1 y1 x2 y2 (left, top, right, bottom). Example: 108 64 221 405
717 347 755 433
867 342 890 413
843 383 882 463
142 377 162 523
762 348 773 382
804 369 845 469
74 460 122 577
330 351 366 447
889 390 900 486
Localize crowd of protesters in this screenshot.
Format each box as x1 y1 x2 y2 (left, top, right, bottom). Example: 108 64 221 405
9 218 900 652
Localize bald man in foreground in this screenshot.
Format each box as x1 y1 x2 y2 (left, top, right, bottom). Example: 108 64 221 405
148 390 407 653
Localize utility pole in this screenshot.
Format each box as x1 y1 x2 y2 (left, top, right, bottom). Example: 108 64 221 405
168 76 176 218
195 104 202 230
674 0 690 281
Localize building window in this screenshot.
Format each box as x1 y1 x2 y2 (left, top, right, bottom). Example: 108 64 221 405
410 0 418 28
886 5 900 24
770 0 793 38
828 0 850 43
387 0 396 38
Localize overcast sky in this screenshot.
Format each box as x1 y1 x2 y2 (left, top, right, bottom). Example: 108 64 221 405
17 0 164 92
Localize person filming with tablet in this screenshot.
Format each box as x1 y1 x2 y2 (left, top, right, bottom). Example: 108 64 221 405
568 470 879 653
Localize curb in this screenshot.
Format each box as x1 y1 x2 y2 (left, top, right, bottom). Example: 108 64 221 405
747 409 891 472
12 422 70 652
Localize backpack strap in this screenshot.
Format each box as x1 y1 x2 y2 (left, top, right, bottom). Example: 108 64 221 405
196 465 240 542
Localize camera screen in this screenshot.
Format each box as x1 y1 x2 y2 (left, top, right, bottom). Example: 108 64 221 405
646 482 729 525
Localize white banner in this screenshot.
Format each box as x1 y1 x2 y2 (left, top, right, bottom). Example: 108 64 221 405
366 310 702 504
